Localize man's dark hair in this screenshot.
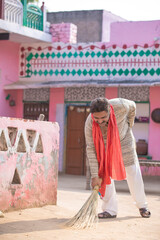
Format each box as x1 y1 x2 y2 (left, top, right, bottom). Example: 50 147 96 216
90 98 109 113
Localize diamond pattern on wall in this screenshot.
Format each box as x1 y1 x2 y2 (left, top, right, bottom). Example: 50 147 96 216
20 43 160 81
24 49 160 60
29 68 160 77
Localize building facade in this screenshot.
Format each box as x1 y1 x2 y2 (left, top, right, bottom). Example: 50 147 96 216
0 4 160 176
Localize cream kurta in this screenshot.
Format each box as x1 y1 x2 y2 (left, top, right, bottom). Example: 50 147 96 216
85 98 138 178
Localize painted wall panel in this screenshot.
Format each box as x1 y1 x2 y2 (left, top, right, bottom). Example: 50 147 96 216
17 42 160 85
0 117 59 211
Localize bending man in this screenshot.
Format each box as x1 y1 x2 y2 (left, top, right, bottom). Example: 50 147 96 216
85 97 151 218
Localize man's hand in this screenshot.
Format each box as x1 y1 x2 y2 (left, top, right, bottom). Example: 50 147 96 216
91 177 102 189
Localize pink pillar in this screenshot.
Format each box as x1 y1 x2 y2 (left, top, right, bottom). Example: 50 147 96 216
16 90 23 118
50 23 77 43
105 87 118 99
49 88 64 122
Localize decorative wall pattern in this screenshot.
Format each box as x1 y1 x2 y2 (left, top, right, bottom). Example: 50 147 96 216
20 42 160 85
65 87 105 101
0 127 43 153
118 86 149 101
0 117 59 212
23 88 50 101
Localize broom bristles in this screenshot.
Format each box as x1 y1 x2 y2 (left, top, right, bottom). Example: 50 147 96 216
64 186 99 229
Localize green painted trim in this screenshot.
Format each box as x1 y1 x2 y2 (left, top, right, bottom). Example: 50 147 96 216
29 49 160 59
23 101 49 103
65 101 91 104
135 101 150 103
22 0 27 26
138 155 152 159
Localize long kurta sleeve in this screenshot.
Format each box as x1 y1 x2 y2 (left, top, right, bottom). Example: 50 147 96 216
121 98 136 128
85 115 99 178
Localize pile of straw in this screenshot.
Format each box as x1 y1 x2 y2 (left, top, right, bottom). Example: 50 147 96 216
65 186 99 229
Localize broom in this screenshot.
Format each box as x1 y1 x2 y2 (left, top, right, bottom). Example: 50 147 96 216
64 185 99 229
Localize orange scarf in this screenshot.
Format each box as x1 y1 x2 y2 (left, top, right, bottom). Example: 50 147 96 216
92 105 126 197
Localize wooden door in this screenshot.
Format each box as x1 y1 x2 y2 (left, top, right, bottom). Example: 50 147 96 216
23 102 49 121
66 106 90 175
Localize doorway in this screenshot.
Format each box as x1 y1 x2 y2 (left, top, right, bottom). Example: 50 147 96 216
66 105 90 175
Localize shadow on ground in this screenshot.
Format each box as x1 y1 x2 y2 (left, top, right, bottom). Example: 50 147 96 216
0 218 68 235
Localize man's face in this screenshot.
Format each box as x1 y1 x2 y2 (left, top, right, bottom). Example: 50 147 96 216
92 111 110 127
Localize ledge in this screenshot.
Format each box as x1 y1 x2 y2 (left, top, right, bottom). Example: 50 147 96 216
139 160 160 167
0 19 52 43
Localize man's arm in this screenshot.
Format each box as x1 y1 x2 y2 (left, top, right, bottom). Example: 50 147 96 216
85 115 102 188
121 98 136 128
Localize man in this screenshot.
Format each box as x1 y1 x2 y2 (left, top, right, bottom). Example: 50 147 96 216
85 97 151 218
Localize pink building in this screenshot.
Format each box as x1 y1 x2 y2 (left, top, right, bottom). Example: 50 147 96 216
0 3 160 179
0 0 59 212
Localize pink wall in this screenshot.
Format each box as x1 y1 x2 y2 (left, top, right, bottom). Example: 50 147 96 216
15 89 23 118
105 87 118 99
0 41 20 117
148 86 160 160
141 166 160 176
110 20 160 46
49 88 65 122
0 117 59 211
102 11 126 42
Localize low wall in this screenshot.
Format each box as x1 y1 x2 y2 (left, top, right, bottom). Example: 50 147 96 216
141 166 160 176
0 117 59 212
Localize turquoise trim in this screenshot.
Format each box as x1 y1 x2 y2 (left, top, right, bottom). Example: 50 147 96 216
138 155 152 159
135 101 150 103
23 100 49 103
65 101 91 104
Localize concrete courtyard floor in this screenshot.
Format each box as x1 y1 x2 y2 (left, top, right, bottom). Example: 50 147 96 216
0 174 160 240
